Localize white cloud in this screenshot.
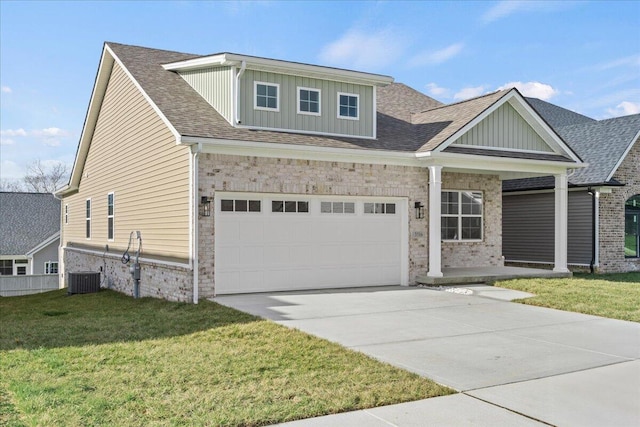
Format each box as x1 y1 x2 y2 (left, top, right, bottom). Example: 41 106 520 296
319 28 406 69
1 128 28 137
0 160 24 181
592 55 640 71
1 86 11 93
426 83 450 98
497 81 558 100
481 1 575 24
409 43 464 67
33 127 72 138
454 86 487 101
0 138 15 146
606 101 640 117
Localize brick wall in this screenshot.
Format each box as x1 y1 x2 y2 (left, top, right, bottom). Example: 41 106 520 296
197 154 502 297
64 248 193 302
598 139 640 273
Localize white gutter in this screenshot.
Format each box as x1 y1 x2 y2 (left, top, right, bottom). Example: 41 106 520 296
234 61 246 125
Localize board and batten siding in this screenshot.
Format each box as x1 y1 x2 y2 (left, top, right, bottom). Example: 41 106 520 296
178 66 234 124
239 69 374 138
63 62 191 260
454 103 553 152
503 191 593 265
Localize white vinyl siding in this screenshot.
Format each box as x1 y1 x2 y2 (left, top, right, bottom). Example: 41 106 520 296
178 66 234 123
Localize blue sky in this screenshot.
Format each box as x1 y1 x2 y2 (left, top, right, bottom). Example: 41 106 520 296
1 0 639 182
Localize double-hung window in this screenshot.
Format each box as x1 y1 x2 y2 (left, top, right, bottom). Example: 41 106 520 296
107 192 115 241
255 82 279 111
64 204 68 225
337 92 359 119
441 191 483 241
298 87 320 115
45 261 58 274
85 199 91 239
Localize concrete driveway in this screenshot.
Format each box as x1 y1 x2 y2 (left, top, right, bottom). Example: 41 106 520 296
215 285 640 426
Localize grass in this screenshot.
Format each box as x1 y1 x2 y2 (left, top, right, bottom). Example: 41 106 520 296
496 272 640 322
0 290 453 426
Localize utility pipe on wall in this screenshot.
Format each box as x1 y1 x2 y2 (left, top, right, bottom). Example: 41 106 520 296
234 61 247 125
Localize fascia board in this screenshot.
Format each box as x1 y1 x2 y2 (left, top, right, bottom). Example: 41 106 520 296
64 47 114 196
605 131 639 182
26 232 60 257
180 136 421 167
165 53 394 86
419 151 587 175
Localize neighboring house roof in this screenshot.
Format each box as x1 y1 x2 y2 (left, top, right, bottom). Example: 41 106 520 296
525 97 595 128
0 192 60 255
504 103 640 191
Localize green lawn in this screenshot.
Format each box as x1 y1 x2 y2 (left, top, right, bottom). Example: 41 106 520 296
0 290 453 427
496 272 640 322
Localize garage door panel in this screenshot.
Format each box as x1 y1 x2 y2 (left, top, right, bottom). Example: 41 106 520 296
215 193 405 294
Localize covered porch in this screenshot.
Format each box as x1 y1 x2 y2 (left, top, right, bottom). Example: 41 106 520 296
416 265 572 286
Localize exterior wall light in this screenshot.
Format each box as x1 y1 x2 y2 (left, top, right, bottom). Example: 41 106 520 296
414 201 425 219
200 196 212 217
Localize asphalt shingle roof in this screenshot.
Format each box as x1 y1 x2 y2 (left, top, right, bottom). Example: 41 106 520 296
106 42 576 161
0 192 60 255
525 97 595 128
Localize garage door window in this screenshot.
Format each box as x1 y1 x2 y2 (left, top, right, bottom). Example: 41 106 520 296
272 200 309 213
221 199 261 212
364 202 396 214
321 201 355 214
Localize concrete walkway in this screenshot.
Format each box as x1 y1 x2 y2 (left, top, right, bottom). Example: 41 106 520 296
215 285 640 427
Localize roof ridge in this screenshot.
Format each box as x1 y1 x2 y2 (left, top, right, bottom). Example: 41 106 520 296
105 41 202 59
415 89 508 115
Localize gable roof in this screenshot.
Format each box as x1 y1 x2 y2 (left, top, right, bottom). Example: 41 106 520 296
60 42 583 196
505 99 640 191
0 192 60 256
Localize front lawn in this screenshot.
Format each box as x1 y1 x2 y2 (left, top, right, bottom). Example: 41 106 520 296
496 272 640 322
0 290 453 426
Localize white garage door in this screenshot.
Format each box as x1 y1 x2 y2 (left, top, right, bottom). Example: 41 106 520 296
214 192 407 294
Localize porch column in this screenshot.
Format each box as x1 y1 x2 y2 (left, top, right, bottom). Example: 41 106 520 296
428 165 443 277
554 172 570 273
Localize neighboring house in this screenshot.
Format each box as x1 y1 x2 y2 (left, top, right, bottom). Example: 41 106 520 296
0 192 61 275
55 42 582 302
503 98 640 273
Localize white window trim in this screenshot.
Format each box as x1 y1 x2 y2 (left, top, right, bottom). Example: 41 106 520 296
107 192 115 241
441 190 484 242
64 204 68 225
254 81 280 112
86 198 91 240
297 86 321 116
337 92 359 120
45 261 59 275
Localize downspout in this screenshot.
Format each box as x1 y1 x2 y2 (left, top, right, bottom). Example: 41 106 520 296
234 61 246 125
588 187 596 274
192 143 202 304
52 191 64 289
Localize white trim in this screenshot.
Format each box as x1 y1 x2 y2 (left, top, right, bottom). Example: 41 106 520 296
605 133 638 182
26 232 60 257
554 173 569 273
162 52 394 86
427 166 443 278
595 190 600 267
337 92 359 120
400 198 409 286
372 86 377 140
448 143 555 155
296 86 321 116
254 81 280 112
191 144 200 303
63 246 192 270
235 123 375 140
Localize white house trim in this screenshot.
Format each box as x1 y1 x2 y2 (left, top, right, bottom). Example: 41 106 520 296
427 165 443 278
554 172 570 273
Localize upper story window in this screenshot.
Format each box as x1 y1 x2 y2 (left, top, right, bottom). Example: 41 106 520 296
107 192 115 241
338 92 359 120
64 204 68 225
298 87 321 115
254 82 279 111
441 191 483 241
85 199 91 239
